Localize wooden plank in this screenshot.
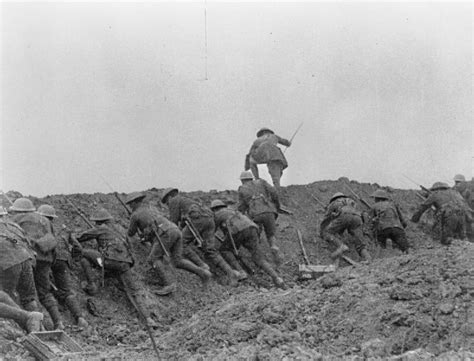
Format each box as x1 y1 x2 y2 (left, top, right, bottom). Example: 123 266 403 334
298 264 336 280
296 229 310 265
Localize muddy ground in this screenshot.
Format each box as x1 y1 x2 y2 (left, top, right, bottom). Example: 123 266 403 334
1 178 473 360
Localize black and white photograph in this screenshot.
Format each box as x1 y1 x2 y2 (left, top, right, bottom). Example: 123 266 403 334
0 1 472 359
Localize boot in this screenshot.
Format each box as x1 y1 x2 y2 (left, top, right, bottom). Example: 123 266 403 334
272 276 287 290
77 316 89 329
152 260 176 296
215 256 239 286
26 312 44 333
81 259 98 295
331 243 349 259
360 249 372 263
47 304 64 330
176 259 212 286
65 295 84 321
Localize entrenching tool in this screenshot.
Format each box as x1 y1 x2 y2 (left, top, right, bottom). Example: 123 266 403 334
296 229 335 279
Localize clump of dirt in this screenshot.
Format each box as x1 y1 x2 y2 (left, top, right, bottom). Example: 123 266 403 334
1 179 472 360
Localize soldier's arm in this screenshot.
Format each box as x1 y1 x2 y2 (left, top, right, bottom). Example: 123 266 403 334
237 190 249 214
395 204 408 228
77 228 100 242
127 214 138 237
411 197 434 223
276 135 291 147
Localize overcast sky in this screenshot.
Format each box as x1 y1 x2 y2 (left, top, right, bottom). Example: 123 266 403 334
1 2 472 197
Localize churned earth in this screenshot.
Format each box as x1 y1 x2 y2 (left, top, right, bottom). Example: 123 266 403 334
0 178 473 360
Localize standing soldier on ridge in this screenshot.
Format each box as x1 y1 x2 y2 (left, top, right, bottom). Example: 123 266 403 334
319 192 372 263
9 198 64 330
245 127 291 190
37 205 89 329
237 170 283 266
368 190 409 254
126 192 212 295
77 208 155 326
453 174 473 241
411 182 472 245
161 188 242 284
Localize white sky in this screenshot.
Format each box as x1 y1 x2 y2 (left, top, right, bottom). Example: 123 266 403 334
1 2 472 196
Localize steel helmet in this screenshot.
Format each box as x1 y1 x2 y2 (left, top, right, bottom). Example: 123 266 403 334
210 200 227 210
37 204 58 218
125 192 146 205
0 206 7 215
90 208 113 222
330 192 346 203
239 171 254 180
430 182 449 191
161 188 178 204
256 127 274 137
453 174 466 182
9 198 35 212
370 190 389 200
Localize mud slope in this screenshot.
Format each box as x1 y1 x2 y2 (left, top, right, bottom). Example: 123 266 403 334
0 179 472 360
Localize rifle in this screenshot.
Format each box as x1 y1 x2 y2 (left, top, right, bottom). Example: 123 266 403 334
343 184 372 210
304 186 325 208
0 191 13 206
100 176 134 217
63 196 94 228
402 174 431 194
151 220 171 265
215 233 254 276
283 122 303 154
183 217 203 247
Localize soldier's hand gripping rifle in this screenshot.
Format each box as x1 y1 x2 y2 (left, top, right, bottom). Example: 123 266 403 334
283 122 303 154
402 174 431 195
183 216 203 248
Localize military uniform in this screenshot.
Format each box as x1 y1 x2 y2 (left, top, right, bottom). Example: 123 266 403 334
51 228 85 323
0 220 38 311
369 200 409 252
212 205 284 288
237 178 283 264
412 187 471 244
78 221 150 320
167 194 238 279
320 195 370 261
11 212 63 328
0 290 43 333
246 129 291 188
128 204 211 288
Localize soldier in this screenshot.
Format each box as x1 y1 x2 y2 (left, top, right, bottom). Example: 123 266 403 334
0 290 43 333
77 208 154 325
210 200 286 289
37 205 88 329
368 190 409 253
453 174 472 206
237 170 283 266
0 206 43 332
126 192 212 295
245 127 291 189
319 193 372 263
411 182 472 245
9 198 64 330
161 188 241 283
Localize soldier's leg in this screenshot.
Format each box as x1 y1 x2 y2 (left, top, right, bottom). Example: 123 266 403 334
324 218 349 258
241 228 285 288
182 226 209 269
114 263 151 321
170 229 212 284
197 218 240 281
0 291 43 333
219 237 243 271
34 261 63 329
17 260 40 312
440 211 452 245
0 263 22 298
80 257 98 295
267 161 283 189
347 216 371 262
249 157 260 179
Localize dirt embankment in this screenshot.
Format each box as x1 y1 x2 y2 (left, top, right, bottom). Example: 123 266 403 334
1 179 473 360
